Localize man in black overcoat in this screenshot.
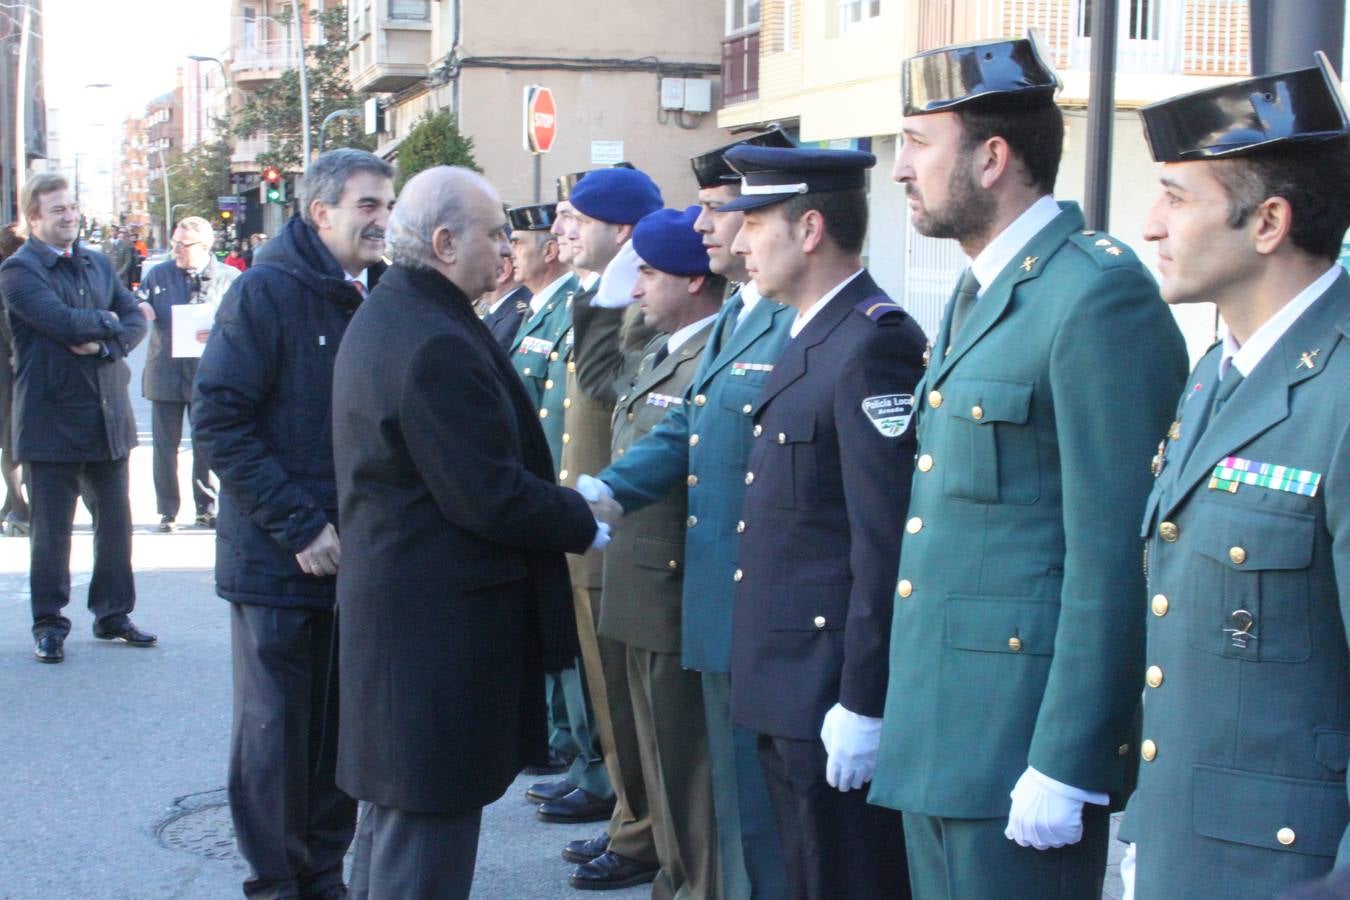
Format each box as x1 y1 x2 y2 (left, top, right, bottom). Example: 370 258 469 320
333 165 611 899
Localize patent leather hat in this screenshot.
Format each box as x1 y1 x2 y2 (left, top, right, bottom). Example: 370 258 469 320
690 126 795 188
902 32 1060 116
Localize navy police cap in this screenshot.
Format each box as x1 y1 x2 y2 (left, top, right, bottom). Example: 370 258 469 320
690 126 795 188
507 203 559 232
1140 52 1350 161
633 206 710 278
719 146 876 213
902 33 1059 117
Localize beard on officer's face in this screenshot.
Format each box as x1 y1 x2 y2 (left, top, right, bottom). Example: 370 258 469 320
909 150 996 245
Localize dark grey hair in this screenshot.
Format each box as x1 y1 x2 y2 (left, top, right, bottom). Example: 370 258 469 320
386 166 493 270
297 148 394 226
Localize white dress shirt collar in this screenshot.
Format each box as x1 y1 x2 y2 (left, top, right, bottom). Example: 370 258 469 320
666 313 719 356
969 194 1062 296
1221 264 1341 378
789 269 865 339
530 272 573 315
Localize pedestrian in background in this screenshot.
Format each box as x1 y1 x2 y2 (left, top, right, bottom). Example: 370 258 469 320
105 228 137 288
0 173 151 665
137 216 239 532
0 223 31 536
224 242 248 272
333 165 607 900
192 148 394 899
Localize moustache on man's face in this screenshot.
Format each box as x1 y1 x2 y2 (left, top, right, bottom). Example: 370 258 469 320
361 228 385 241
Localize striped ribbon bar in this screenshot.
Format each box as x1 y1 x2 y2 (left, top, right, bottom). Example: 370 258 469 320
1209 456 1322 497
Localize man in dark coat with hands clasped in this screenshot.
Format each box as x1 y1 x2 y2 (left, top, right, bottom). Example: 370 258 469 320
333 166 616 899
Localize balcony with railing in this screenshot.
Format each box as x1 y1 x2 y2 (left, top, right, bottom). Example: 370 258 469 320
232 38 297 81
722 28 761 105
231 136 273 170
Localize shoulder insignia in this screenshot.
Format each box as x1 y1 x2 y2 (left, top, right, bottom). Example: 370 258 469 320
1020 256 1038 272
855 298 906 322
515 299 530 313
1068 229 1140 268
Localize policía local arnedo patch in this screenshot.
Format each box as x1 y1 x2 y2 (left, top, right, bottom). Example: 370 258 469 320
861 394 914 437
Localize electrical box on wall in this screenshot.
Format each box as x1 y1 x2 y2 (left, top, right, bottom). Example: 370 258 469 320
660 78 685 110
682 79 712 113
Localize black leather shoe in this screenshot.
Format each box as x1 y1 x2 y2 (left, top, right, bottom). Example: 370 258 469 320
562 831 610 864
537 787 613 823
194 512 217 528
34 634 64 664
568 851 658 890
93 620 158 646
523 747 571 775
525 778 575 804
158 516 176 533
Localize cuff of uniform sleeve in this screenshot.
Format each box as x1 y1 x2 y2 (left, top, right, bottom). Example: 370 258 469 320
1028 766 1110 806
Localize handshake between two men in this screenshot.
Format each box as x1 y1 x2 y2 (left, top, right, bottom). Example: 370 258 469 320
576 475 622 550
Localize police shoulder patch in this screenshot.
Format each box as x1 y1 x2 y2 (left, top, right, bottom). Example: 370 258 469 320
861 394 914 437
855 298 906 323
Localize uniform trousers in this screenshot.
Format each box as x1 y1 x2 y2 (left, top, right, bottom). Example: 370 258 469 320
575 581 655 862
702 672 787 899
756 732 909 900
151 399 213 518
348 801 481 900
29 457 134 638
228 602 356 899
627 644 718 898
547 667 582 760
901 804 1110 900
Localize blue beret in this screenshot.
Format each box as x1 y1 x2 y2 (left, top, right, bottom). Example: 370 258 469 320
720 146 876 212
632 206 710 278
569 167 664 225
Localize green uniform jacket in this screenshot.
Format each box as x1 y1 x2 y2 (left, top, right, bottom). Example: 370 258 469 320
1121 272 1350 898
870 203 1189 819
600 292 795 672
598 324 714 654
509 274 578 414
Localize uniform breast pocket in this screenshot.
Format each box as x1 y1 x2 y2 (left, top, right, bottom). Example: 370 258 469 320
718 378 766 464
1186 498 1315 662
760 415 820 510
940 380 1038 505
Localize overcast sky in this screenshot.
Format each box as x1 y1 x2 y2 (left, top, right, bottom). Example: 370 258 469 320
44 0 232 160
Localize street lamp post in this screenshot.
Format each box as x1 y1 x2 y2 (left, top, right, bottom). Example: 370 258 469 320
317 108 362 151
291 0 312 163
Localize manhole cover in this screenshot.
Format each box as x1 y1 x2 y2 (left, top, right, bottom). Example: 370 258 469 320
156 789 240 861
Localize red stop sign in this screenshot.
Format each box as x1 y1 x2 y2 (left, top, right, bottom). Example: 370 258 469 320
526 86 558 154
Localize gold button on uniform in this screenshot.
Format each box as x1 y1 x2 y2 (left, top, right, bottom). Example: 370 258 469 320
928 390 943 409
550 351 559 361
568 361 577 373
562 433 571 444
736 520 746 533
695 394 707 406
813 616 826 628
544 379 554 389
667 560 678 570
563 398 572 409
1008 637 1023 651
539 409 548 419
1159 521 1179 542
1146 665 1164 688
559 469 569 481
733 569 743 582
523 367 532 376
917 454 933 472
626 412 635 422
1229 546 1247 565
745 472 755 485
753 425 763 437
1152 594 1169 616
1141 739 1157 762
1277 827 1296 846
906 517 923 534
971 405 984 421
616 448 625 457
689 434 700 446
742 404 752 414
897 579 913 598
777 433 786 444
687 516 698 528
687 475 699 487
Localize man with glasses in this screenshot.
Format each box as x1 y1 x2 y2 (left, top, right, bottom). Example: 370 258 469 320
0 173 149 664
138 217 239 531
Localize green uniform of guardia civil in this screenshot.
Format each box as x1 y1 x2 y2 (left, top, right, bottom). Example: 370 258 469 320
601 289 793 899
869 203 1189 897
1121 272 1350 898
600 324 718 900
509 274 577 414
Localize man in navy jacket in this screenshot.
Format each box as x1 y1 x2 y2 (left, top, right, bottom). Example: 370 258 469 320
0 172 148 664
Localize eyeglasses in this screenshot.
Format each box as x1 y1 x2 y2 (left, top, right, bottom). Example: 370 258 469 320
172 241 205 250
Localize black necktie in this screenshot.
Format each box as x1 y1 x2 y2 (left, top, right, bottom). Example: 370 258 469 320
653 344 670 367
947 268 981 341
1207 368 1244 427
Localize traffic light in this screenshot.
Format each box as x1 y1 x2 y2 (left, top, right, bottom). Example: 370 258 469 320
261 166 285 203
220 210 233 221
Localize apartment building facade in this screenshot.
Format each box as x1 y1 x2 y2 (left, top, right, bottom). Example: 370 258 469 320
719 0 1255 358
349 0 729 207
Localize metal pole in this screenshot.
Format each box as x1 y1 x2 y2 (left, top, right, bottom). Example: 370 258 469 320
291 0 312 164
1082 0 1118 232
156 148 172 247
318 108 362 151
532 154 541 203
14 2 30 192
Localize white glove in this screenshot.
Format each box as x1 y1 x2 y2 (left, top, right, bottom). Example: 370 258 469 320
1004 767 1104 850
1121 842 1136 900
589 520 611 551
576 474 615 503
819 703 882 792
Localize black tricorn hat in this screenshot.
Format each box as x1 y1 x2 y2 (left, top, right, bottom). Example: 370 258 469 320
690 126 796 188
902 32 1059 117
507 203 559 231
1140 52 1350 161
